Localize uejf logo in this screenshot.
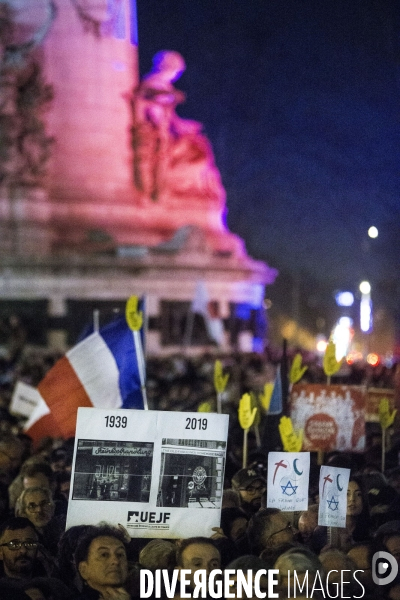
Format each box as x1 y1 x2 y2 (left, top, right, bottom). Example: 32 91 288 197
127 511 170 524
372 551 399 586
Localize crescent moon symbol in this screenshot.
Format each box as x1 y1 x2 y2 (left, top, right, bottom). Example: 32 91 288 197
337 474 343 491
293 458 303 476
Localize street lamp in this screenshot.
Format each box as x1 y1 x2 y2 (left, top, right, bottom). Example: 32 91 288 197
359 281 371 295
368 226 378 239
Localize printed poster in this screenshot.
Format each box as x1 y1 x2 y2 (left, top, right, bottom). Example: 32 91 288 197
267 452 310 511
318 466 350 528
290 384 366 452
66 408 229 538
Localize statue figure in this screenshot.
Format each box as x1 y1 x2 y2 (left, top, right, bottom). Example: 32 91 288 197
132 50 225 205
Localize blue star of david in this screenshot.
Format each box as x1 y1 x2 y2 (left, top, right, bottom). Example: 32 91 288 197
327 496 339 510
281 481 298 495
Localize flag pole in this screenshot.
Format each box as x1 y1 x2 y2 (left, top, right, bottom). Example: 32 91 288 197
93 309 100 333
133 330 148 410
126 296 148 410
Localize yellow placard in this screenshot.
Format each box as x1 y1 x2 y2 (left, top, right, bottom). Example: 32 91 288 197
198 401 212 413
125 296 143 331
238 393 257 430
279 415 303 452
323 339 342 377
259 383 274 411
290 353 308 384
214 360 229 394
379 398 397 430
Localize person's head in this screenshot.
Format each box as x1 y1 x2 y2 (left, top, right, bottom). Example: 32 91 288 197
373 530 400 571
384 533 400 563
231 468 266 514
274 547 324 597
222 488 241 509
75 524 128 595
347 478 364 517
16 487 55 530
176 537 221 590
319 549 358 598
55 470 71 502
347 542 374 593
139 539 177 571
21 463 54 493
0 517 39 579
298 504 319 545
0 435 24 480
247 509 298 554
57 525 92 584
50 448 69 473
220 508 249 542
225 555 269 600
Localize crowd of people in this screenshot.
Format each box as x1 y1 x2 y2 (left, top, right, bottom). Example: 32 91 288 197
0 333 400 599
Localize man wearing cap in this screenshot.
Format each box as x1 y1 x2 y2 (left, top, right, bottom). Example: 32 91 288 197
231 468 266 517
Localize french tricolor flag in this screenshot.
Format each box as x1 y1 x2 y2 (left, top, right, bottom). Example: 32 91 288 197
24 318 144 442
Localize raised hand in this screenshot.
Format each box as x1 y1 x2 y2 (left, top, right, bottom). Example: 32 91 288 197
214 360 229 393
323 339 342 377
238 393 257 430
379 397 397 430
279 415 303 452
125 296 143 331
290 353 308 384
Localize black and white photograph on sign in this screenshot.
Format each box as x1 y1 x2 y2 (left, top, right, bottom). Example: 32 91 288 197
72 439 154 502
157 439 226 509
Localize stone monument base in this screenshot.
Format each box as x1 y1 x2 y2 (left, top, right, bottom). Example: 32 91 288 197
0 225 277 354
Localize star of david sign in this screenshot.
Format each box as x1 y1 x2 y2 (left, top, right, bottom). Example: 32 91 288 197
327 495 339 510
281 481 298 496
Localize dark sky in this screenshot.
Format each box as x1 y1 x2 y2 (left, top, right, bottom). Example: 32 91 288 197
136 0 400 319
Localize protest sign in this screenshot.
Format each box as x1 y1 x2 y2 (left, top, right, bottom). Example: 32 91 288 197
10 381 42 420
289 384 366 452
66 408 229 538
267 451 310 511
318 466 350 528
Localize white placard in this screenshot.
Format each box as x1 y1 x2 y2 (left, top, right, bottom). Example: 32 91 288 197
10 381 42 419
267 452 310 511
66 408 229 538
318 466 350 528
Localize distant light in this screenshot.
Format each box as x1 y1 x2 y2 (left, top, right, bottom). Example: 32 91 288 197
346 351 363 365
339 316 352 327
335 291 354 307
367 353 380 366
316 339 328 353
360 296 373 332
333 317 353 360
368 226 378 239
359 281 371 294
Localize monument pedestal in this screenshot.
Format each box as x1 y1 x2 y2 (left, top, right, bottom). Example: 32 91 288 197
0 225 276 354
